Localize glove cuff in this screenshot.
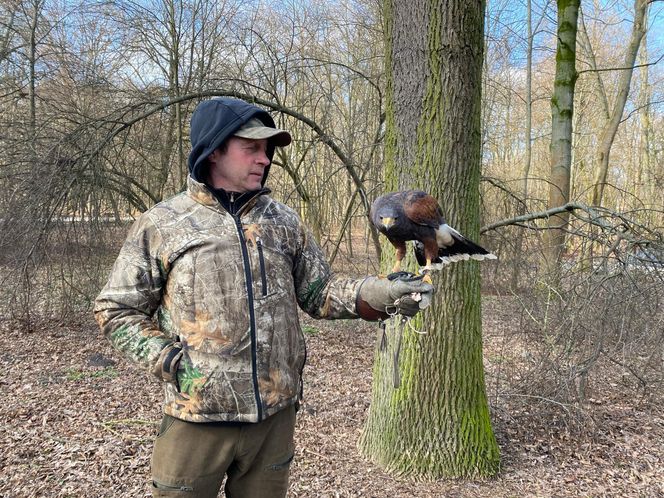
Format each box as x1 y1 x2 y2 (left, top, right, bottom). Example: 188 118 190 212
356 294 390 321
356 277 390 321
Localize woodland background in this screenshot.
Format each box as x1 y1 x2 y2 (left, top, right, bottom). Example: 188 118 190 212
0 0 663 496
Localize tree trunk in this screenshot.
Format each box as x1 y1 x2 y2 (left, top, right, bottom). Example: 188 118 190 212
27 0 44 152
523 0 533 205
590 0 648 207
359 0 499 478
511 0 533 290
545 0 580 269
578 8 610 122
637 9 651 203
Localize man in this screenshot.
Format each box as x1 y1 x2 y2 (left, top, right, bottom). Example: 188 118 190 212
94 97 433 497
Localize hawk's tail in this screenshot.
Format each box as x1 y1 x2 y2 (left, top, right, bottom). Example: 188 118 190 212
414 234 497 268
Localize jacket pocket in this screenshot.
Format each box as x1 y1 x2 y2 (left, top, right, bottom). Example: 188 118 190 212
256 237 268 296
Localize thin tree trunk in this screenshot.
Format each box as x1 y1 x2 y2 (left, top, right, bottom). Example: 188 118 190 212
637 8 651 203
523 0 533 204
28 0 43 152
578 8 610 121
590 0 648 207
511 0 533 290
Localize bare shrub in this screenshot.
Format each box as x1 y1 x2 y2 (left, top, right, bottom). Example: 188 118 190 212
484 226 664 427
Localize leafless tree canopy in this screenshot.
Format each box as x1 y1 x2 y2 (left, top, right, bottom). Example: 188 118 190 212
0 0 662 442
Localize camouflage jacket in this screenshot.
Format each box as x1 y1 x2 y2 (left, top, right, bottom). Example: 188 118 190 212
94 177 363 423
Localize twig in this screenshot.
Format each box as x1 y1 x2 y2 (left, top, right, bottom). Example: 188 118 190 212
496 393 573 415
602 353 648 388
102 418 157 428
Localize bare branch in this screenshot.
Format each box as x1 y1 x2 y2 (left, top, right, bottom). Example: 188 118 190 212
576 52 664 75
482 200 664 256
481 202 583 233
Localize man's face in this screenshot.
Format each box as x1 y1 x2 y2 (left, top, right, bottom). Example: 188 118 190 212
208 137 270 192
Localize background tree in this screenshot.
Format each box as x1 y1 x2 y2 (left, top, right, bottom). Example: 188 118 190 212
544 0 580 269
589 0 649 207
358 0 500 478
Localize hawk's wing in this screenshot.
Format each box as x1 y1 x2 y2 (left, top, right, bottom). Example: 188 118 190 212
402 191 444 228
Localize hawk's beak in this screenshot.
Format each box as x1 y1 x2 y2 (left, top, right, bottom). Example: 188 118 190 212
381 217 395 229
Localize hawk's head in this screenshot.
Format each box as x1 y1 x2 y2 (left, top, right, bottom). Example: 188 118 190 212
371 200 400 232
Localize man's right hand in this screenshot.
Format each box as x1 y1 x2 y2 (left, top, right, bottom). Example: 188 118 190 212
152 343 183 389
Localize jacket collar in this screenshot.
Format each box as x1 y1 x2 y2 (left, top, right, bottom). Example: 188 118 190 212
187 176 270 216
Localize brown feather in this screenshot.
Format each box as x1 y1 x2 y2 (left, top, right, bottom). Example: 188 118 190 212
403 192 443 227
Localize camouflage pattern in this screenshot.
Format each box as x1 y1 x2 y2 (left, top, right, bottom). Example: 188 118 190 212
95 177 363 423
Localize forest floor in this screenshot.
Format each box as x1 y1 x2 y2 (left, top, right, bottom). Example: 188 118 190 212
1 294 662 498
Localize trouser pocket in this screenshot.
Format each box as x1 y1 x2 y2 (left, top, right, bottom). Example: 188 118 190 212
152 480 194 492
157 414 176 438
265 452 294 472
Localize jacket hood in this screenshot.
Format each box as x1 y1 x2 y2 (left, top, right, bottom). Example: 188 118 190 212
188 97 279 185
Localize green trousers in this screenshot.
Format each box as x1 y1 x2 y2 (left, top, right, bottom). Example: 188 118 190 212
151 405 296 498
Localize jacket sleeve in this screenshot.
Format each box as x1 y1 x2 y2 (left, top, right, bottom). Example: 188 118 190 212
292 221 364 319
93 213 177 379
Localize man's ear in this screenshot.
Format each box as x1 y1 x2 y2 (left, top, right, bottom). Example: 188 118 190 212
208 149 220 164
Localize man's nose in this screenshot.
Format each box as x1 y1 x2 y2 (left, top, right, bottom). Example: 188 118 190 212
257 150 270 166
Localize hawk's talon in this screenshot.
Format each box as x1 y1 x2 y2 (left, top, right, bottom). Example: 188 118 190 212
414 267 433 285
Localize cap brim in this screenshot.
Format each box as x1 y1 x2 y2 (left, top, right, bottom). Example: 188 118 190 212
234 126 292 147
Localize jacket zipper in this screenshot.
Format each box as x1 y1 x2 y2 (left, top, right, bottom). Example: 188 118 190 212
232 212 263 422
299 336 307 402
256 237 268 296
209 188 268 422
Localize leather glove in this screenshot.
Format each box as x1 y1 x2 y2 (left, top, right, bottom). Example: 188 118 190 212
356 273 434 320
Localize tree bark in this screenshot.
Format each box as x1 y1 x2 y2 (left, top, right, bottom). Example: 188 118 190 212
358 0 499 478
545 0 580 268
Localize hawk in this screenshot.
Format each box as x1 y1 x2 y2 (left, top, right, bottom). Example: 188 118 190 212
370 190 496 273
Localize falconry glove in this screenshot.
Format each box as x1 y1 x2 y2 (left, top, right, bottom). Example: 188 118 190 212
357 274 434 320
